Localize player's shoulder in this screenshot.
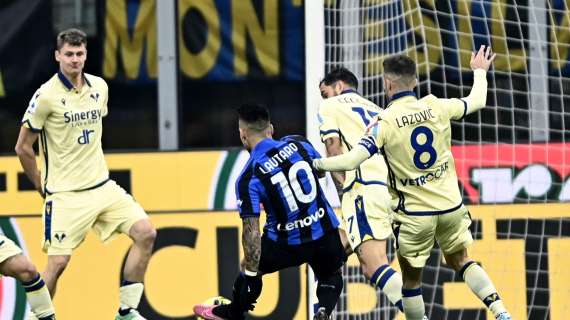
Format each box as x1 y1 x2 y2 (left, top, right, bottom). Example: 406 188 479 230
419 94 438 103
318 97 339 113
84 73 108 90
281 135 317 152
236 157 256 183
31 75 61 105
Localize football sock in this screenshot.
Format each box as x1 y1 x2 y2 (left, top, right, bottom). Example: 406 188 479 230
460 261 507 317
370 264 404 312
119 280 144 315
22 274 55 318
402 287 425 320
316 270 344 315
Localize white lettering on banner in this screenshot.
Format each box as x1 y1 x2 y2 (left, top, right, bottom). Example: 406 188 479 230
472 164 555 203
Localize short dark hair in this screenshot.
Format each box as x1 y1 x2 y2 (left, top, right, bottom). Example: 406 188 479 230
56 28 87 50
321 67 358 89
383 55 416 78
237 104 270 132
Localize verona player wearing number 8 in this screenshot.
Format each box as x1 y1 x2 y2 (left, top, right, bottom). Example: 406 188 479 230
313 46 512 320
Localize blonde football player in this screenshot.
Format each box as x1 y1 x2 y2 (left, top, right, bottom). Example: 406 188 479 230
318 68 405 313
313 46 512 320
15 28 156 320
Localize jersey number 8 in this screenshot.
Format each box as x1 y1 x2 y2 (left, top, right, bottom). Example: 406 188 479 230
270 161 317 211
410 126 437 169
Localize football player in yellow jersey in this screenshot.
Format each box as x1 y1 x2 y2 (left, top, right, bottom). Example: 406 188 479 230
15 28 156 320
318 68 405 313
313 46 512 320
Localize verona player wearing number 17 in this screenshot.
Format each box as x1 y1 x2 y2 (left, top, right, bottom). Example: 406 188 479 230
318 68 405 313
313 46 512 320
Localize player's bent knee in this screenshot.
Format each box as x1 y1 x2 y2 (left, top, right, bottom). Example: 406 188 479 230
2 255 38 282
130 219 157 245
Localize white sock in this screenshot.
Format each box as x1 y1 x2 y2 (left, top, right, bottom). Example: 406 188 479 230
370 264 404 312
120 282 144 311
461 261 507 317
22 274 55 318
402 288 425 320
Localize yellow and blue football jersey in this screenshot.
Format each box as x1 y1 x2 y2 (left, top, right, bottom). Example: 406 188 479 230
318 89 387 191
368 90 468 215
21 71 110 194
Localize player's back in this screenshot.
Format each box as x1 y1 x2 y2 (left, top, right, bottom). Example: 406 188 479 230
319 90 387 189
376 92 463 214
235 136 339 245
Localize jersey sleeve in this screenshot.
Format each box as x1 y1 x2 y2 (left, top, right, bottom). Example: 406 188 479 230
21 89 50 132
439 97 467 121
102 80 109 117
235 168 261 218
318 101 340 142
368 117 388 149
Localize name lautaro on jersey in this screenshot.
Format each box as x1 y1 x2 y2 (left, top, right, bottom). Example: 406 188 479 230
258 142 299 174
395 108 435 128
64 109 103 127
276 207 326 231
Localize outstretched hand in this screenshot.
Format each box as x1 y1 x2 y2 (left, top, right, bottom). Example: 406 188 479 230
470 45 496 71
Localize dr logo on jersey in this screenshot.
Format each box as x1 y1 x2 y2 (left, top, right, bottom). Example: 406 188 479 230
77 129 95 145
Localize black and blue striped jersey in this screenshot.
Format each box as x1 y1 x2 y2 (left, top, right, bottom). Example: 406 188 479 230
235 136 339 245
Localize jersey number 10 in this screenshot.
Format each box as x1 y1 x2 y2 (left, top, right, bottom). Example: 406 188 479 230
270 161 317 211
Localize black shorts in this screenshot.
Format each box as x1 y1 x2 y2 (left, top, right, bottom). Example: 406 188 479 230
258 230 345 280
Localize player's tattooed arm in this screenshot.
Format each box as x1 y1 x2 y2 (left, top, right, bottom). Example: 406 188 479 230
242 217 262 273
324 137 346 197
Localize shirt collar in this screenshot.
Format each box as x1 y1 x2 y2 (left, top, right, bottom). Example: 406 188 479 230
340 89 358 95
251 138 274 156
57 70 92 91
387 91 416 107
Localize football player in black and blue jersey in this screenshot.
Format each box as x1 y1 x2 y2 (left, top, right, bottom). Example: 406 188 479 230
193 104 345 320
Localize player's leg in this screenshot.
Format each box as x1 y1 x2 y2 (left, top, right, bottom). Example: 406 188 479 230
444 249 510 319
41 192 95 296
43 255 70 295
397 252 425 320
194 235 297 319
438 208 511 320
392 213 436 320
119 218 156 318
356 239 404 312
337 227 353 257
92 181 156 319
309 230 345 318
342 187 404 311
0 253 55 319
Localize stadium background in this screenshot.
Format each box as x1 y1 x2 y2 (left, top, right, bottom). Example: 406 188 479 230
0 0 568 319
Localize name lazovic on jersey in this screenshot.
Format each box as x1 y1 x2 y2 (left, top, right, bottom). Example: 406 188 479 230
64 109 103 127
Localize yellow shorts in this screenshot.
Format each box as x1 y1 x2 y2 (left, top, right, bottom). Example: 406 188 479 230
0 235 22 264
341 183 392 250
392 205 473 268
42 180 148 255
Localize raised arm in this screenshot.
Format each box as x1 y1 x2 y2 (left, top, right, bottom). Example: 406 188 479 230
463 45 496 115
15 127 43 197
